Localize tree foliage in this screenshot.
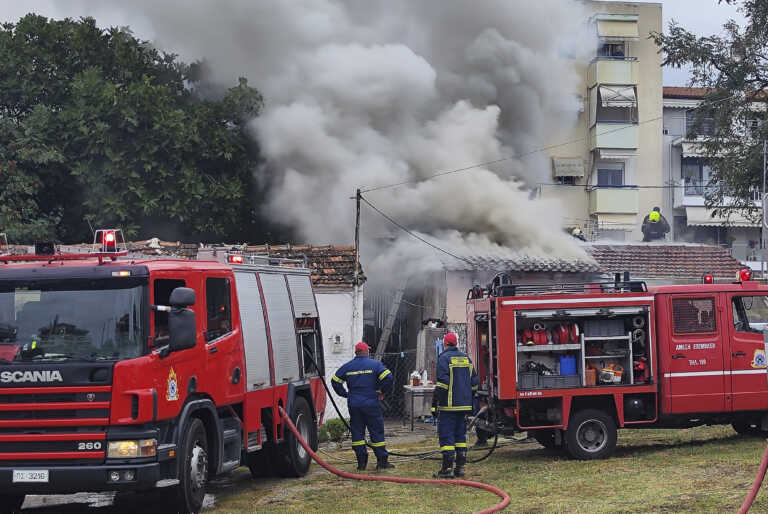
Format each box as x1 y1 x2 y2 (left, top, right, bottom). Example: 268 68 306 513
0 14 268 243
652 0 768 219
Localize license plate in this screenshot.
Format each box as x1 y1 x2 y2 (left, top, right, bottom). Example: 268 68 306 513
12 470 48 483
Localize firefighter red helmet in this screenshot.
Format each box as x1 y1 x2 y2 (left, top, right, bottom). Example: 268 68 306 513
444 332 458 346
354 342 370 353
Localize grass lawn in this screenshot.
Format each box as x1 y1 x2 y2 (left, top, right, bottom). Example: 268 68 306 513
207 425 768 513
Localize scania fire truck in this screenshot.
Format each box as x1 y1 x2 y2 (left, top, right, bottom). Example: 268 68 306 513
0 231 325 513
467 270 768 460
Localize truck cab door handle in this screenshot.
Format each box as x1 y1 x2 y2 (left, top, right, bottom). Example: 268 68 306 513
672 354 686 359
732 351 747 357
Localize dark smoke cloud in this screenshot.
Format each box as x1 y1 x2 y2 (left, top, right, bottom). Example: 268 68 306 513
15 0 596 279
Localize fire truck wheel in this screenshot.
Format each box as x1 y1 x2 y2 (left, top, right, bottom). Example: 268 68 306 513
275 397 315 477
0 495 24 514
565 409 617 460
176 417 208 514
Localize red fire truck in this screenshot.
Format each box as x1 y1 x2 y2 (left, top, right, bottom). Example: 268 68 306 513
0 231 325 513
467 270 768 460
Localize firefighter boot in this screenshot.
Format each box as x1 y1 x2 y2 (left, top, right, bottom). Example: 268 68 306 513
356 452 368 471
375 454 395 471
434 453 454 479
453 451 467 478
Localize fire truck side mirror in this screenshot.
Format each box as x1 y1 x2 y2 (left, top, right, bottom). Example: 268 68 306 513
168 287 197 353
169 307 196 352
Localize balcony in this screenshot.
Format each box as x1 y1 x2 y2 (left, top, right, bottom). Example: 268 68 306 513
589 122 638 150
673 179 761 209
587 58 639 88
588 186 639 215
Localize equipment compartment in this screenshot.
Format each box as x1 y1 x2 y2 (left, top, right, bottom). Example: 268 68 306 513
516 307 652 390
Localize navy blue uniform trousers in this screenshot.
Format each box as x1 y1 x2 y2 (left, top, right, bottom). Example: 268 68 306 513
437 411 467 456
349 405 387 458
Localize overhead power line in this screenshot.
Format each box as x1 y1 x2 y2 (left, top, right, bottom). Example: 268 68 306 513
358 195 474 265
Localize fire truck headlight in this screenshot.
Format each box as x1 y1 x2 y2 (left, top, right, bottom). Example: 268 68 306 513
107 439 156 459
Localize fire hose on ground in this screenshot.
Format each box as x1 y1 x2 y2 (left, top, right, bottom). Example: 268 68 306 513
738 439 768 513
278 406 510 514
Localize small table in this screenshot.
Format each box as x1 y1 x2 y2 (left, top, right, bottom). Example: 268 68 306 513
403 384 436 431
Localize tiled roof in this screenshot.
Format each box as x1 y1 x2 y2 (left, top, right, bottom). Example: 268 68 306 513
53 240 362 289
664 86 767 101
439 247 600 274
242 244 363 288
587 244 743 279
663 86 711 99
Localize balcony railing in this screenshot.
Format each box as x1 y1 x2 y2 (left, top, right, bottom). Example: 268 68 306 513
587 57 639 87
588 186 639 215
589 122 638 150
673 179 761 208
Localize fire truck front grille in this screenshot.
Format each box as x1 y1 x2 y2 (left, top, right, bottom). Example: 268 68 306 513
0 386 110 464
0 392 111 404
0 409 110 420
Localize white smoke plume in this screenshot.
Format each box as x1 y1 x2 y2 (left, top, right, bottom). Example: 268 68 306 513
23 0 596 281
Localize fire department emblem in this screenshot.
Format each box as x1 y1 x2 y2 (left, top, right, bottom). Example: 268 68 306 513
751 349 767 369
86 393 95 402
166 367 179 401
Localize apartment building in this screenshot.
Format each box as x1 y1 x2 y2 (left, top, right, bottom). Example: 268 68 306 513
662 87 762 262
539 1 663 241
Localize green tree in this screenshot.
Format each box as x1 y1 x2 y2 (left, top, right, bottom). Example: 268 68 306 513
0 14 267 242
652 1 768 220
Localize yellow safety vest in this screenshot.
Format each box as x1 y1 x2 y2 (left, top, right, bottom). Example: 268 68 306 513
649 211 661 223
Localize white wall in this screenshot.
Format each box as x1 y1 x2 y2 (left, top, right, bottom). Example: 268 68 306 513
317 288 363 420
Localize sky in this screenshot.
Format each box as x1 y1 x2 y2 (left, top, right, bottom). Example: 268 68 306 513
660 0 745 85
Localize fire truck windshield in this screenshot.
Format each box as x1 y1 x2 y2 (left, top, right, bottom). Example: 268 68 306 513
0 277 147 363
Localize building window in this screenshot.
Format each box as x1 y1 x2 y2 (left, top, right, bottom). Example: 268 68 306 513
598 42 625 58
597 163 625 186
205 277 232 341
682 158 713 195
685 109 715 137
672 297 716 334
555 176 576 185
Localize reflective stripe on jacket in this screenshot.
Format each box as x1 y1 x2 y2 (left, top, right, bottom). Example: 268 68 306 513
331 356 393 408
434 347 478 412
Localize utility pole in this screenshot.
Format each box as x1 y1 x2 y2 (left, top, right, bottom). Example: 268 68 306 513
762 140 767 280
354 189 361 284
352 189 361 345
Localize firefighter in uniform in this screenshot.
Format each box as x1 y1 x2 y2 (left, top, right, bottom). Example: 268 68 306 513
331 342 395 471
431 332 478 478
641 206 670 242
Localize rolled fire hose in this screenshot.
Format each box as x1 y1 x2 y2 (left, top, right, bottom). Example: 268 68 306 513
532 322 545 331
278 406 511 514
737 439 768 514
632 328 645 343
632 316 645 329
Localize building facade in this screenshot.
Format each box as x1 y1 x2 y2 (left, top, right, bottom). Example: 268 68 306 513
539 1 663 242
662 87 762 263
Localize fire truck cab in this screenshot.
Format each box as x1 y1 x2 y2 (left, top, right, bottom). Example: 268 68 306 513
467 271 768 460
0 235 325 513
